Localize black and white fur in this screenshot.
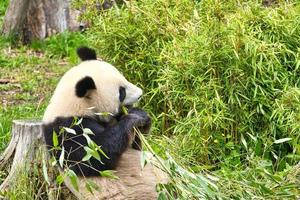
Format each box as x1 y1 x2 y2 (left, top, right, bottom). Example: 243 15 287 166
43 47 151 176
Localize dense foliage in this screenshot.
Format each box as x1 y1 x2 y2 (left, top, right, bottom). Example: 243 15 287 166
76 0 300 170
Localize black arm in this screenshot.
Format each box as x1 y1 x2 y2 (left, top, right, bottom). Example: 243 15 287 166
127 108 152 150
43 111 150 176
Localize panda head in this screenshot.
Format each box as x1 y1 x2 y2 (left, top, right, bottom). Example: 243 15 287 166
43 47 143 123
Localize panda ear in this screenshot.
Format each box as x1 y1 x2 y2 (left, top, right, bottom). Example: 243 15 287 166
77 46 97 61
75 76 96 98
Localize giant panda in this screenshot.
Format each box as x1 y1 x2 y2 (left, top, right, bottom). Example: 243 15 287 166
43 47 167 199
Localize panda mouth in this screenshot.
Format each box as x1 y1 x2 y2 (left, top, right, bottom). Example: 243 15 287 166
124 104 133 110
114 104 134 120
121 104 133 115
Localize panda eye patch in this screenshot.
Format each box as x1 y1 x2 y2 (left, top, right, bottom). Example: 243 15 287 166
119 86 126 102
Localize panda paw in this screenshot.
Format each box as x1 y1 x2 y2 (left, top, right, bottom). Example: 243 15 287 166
125 108 151 132
128 108 150 119
126 108 152 150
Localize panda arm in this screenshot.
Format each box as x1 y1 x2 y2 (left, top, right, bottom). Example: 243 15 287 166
43 113 149 176
127 108 152 150
76 114 149 174
131 118 151 150
87 116 137 162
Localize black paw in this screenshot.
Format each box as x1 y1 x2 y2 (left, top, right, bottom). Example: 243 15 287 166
123 108 152 150
127 108 151 129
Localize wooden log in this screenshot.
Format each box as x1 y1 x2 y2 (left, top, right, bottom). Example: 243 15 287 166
0 120 78 199
0 120 43 190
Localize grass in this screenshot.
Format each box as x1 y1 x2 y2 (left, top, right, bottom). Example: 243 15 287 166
0 0 300 199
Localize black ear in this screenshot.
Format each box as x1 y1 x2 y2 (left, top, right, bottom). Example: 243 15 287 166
77 46 97 61
75 76 96 98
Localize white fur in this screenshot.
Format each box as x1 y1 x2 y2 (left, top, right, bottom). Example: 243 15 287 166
67 149 168 200
43 60 142 123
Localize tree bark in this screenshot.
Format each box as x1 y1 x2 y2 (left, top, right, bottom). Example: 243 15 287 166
2 0 80 43
0 120 44 191
0 120 78 199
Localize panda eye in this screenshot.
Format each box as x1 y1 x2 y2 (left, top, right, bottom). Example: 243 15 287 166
119 86 126 102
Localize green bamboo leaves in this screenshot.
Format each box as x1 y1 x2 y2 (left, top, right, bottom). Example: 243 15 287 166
49 117 116 193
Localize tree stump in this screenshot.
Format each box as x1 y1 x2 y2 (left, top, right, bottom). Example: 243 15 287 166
0 120 79 199
2 0 81 43
0 120 44 191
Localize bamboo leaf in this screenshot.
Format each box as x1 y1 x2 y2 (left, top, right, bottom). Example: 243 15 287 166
86 180 101 194
96 146 109 159
50 156 57 167
59 146 65 167
83 133 93 146
99 170 119 180
85 181 94 195
64 127 76 135
91 150 101 161
82 154 92 162
141 151 148 169
241 134 247 150
84 146 101 161
274 138 292 144
67 169 79 191
56 174 65 185
42 158 50 185
52 130 58 147
75 117 83 125
83 128 94 135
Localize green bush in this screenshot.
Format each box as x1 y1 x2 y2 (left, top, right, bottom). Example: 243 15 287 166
77 0 300 170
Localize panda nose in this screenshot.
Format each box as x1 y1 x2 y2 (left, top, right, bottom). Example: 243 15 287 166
132 88 142 103
124 86 143 105
136 87 143 100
